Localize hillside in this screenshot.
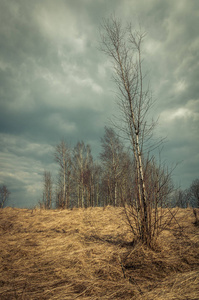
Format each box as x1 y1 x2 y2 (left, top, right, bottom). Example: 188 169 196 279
0 206 199 299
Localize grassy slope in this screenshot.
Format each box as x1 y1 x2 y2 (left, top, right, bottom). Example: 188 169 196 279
0 206 198 299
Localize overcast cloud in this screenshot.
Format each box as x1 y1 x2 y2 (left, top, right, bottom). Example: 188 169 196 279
0 0 198 207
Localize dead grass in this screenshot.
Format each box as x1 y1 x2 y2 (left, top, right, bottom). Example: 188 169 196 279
0 206 198 299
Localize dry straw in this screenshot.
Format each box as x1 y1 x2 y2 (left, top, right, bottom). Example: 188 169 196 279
0 206 198 299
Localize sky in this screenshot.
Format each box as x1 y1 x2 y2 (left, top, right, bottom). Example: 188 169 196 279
0 0 199 208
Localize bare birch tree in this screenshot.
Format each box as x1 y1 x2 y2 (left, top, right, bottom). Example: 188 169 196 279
100 16 173 247
40 171 53 209
54 140 72 209
92 162 102 207
189 179 199 208
0 185 10 208
72 141 93 208
100 126 132 207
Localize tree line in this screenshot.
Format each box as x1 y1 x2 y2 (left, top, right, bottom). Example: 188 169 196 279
41 125 171 210
40 126 134 209
40 126 199 212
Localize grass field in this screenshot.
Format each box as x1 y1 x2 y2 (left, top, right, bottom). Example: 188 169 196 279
0 206 199 299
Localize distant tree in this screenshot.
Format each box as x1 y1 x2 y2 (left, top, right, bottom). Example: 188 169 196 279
72 141 93 208
118 151 133 207
189 179 199 208
40 171 53 209
54 140 72 209
100 126 132 207
174 188 191 208
176 189 186 208
92 162 102 207
183 188 192 208
0 185 10 208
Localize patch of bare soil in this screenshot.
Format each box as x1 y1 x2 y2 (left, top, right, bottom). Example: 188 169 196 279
0 206 198 299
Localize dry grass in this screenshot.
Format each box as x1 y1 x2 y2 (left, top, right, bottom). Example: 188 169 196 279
0 206 198 299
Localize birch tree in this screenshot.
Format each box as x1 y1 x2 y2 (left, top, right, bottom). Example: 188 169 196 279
100 16 172 247
100 126 131 207
41 171 53 209
189 179 199 207
0 185 10 208
72 141 93 208
55 140 72 209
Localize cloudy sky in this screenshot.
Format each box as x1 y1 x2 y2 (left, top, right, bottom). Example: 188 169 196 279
0 0 198 208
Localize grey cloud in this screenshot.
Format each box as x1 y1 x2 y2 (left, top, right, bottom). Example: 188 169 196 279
0 2 48 66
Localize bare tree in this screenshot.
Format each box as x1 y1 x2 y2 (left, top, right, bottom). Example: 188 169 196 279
0 185 10 208
189 179 199 208
72 141 93 208
100 16 173 247
40 171 53 209
92 162 102 207
100 126 132 207
54 140 72 209
175 188 190 208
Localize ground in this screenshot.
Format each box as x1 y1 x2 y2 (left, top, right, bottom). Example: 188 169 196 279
0 206 199 299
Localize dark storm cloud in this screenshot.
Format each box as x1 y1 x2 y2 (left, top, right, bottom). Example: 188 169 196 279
0 0 198 207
